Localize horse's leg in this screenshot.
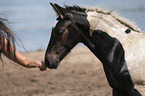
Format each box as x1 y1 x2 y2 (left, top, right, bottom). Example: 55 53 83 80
113 88 142 96
113 89 129 96
104 65 142 96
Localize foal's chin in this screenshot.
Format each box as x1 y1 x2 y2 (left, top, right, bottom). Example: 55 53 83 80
45 55 60 69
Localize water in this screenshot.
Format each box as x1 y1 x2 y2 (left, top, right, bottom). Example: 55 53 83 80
0 0 145 52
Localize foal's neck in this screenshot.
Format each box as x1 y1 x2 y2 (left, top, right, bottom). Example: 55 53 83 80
86 10 141 36
84 30 125 65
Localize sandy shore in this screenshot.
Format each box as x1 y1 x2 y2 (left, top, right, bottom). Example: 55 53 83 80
0 47 144 96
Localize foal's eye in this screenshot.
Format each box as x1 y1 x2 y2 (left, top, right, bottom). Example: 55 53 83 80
58 29 65 34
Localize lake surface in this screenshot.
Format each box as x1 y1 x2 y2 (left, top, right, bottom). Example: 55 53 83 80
0 0 145 52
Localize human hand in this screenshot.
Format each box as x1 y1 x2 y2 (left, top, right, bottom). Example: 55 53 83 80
39 61 47 71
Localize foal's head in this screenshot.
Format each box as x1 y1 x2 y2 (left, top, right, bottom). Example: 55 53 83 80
45 3 90 69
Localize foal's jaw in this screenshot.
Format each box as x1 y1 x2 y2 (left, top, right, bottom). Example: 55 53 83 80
45 54 59 69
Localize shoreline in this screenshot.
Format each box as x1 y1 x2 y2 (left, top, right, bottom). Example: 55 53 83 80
20 45 85 53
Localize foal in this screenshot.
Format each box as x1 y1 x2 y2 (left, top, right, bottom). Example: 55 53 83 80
45 3 142 96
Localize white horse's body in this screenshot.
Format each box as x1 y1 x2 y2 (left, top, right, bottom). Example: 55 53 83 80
86 9 145 85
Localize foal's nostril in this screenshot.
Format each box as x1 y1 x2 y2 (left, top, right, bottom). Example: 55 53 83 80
54 59 59 69
45 58 51 68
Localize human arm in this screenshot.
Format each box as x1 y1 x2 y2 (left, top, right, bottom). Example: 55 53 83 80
2 37 47 70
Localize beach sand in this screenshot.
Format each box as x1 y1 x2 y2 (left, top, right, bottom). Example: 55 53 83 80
0 47 144 96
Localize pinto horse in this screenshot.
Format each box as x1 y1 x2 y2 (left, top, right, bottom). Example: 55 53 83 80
45 3 143 96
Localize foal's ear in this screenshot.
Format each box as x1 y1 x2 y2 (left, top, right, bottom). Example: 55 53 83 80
50 3 67 19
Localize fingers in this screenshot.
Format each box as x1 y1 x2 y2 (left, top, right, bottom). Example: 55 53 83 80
39 61 47 71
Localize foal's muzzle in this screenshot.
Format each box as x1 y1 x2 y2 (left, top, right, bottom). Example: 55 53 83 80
45 55 59 69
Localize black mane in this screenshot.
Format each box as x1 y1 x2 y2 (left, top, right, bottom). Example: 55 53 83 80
65 5 86 12
64 5 87 17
